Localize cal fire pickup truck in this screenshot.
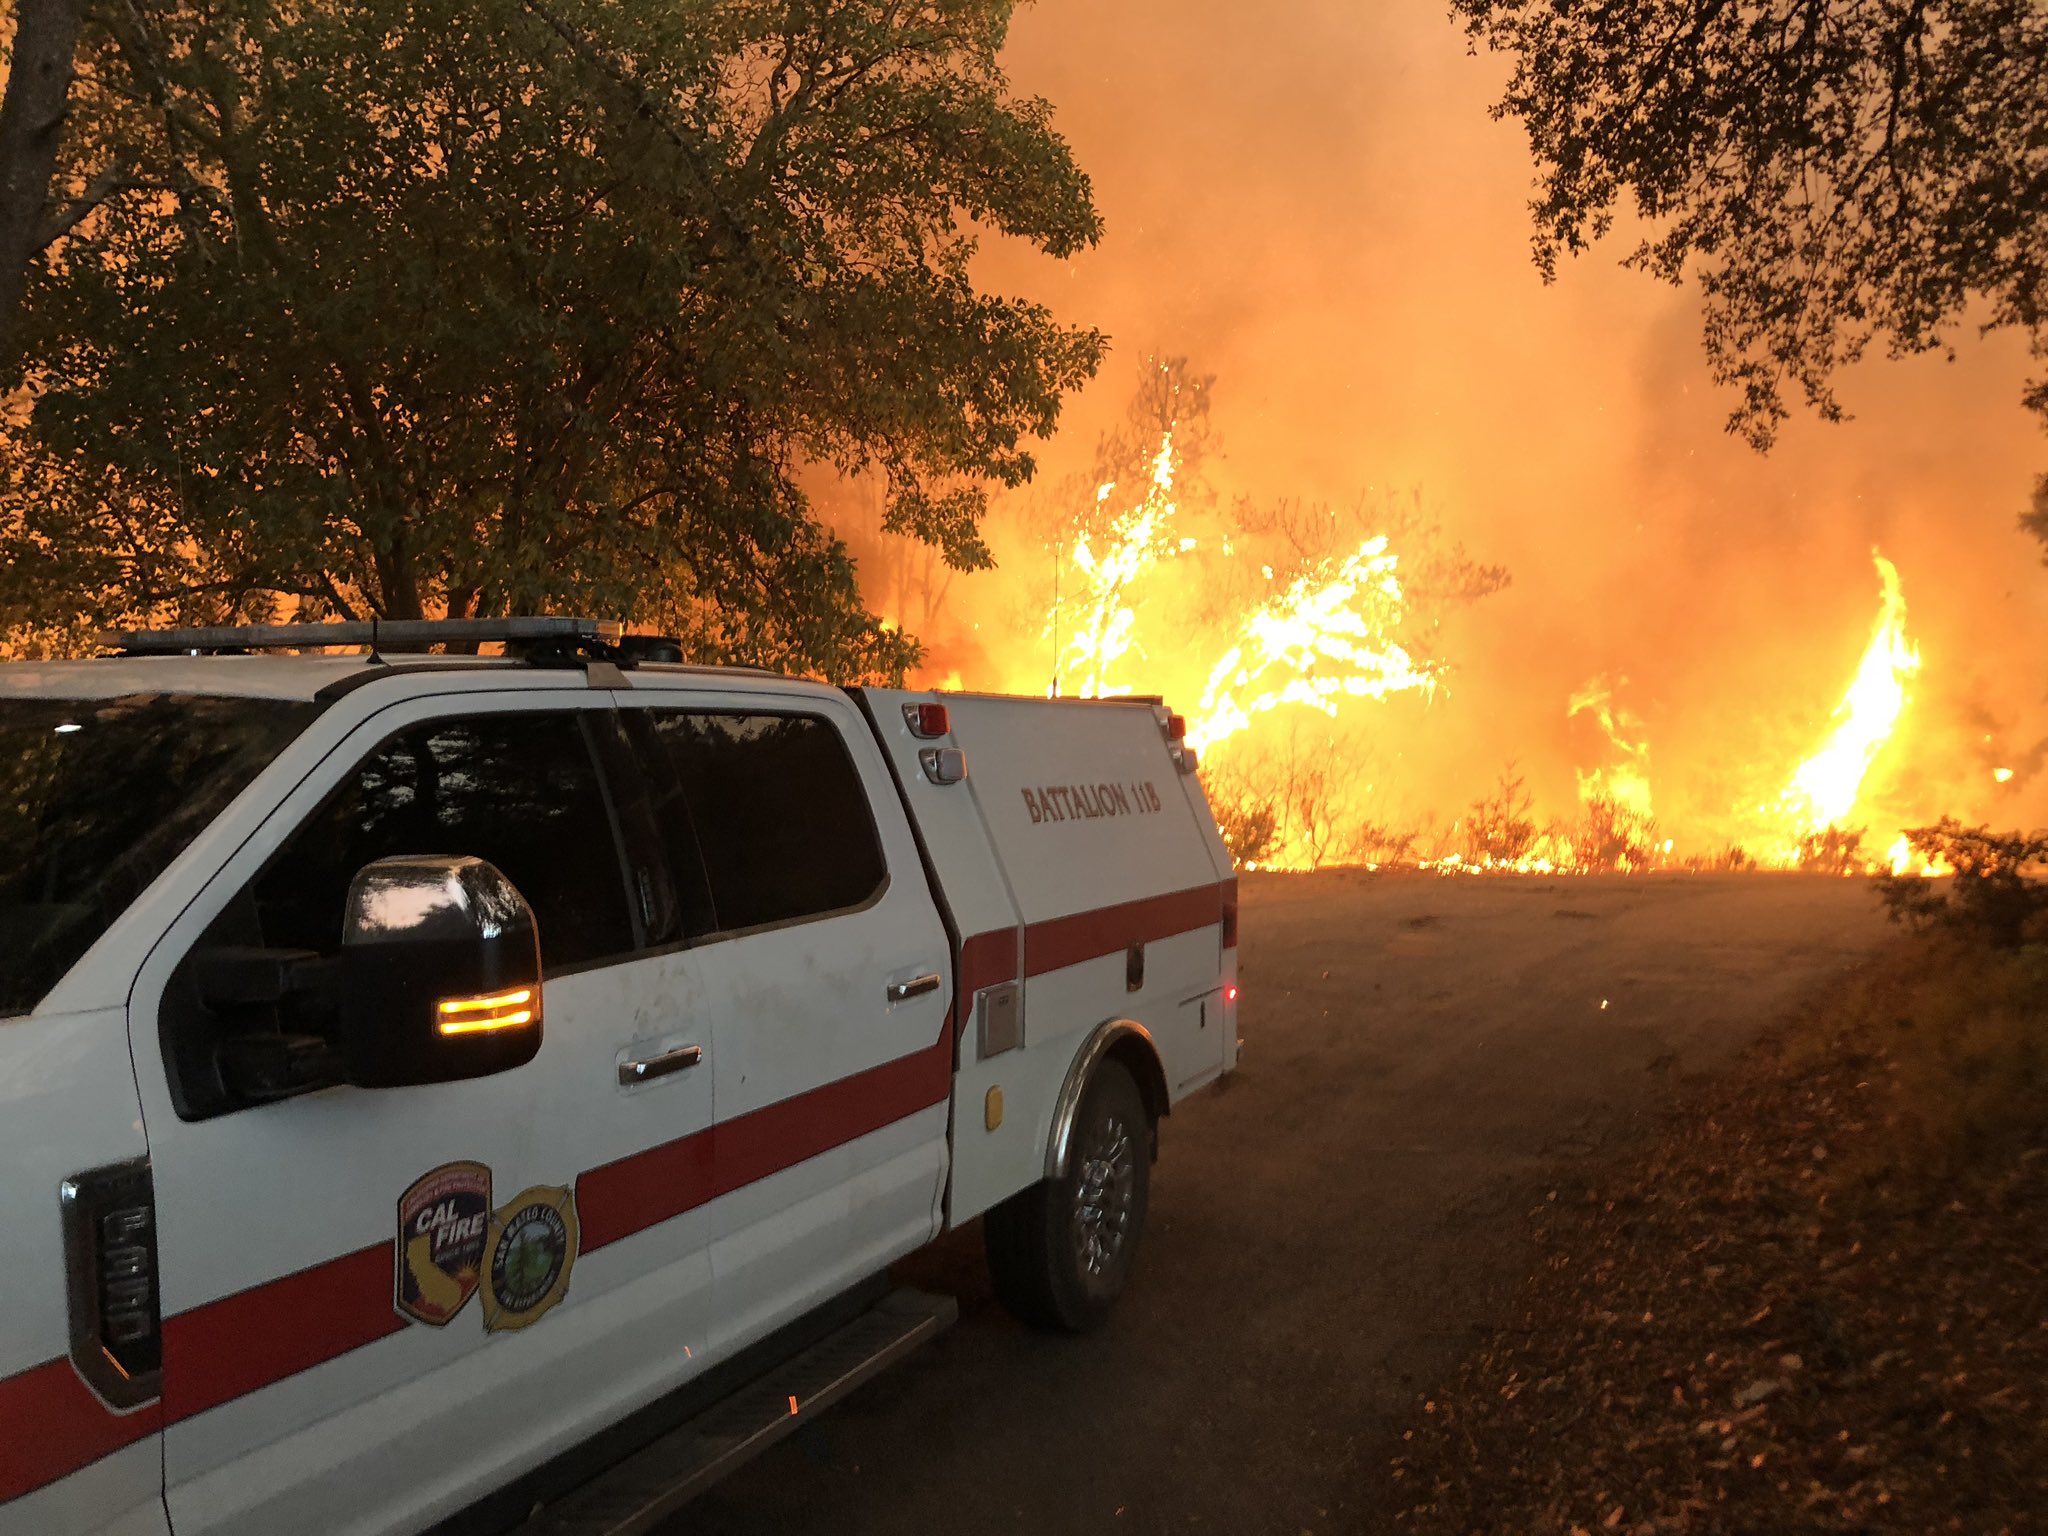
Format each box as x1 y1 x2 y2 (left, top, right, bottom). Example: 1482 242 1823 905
0 618 1239 1536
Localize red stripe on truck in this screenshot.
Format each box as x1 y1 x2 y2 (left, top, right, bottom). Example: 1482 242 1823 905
2 878 1233 1504
160 1241 402 1423
0 1357 160 1505
1024 881 1231 976
951 928 1020 1038
577 1018 955 1252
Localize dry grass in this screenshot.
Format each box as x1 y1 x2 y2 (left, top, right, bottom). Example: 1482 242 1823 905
1792 932 2048 1175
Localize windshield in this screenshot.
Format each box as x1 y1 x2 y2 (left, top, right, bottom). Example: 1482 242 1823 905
0 693 317 1017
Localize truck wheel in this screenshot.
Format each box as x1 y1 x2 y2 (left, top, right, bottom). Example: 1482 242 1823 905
984 1059 1151 1332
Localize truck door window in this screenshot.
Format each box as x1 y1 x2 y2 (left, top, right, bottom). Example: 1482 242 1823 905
248 710 636 971
627 711 887 934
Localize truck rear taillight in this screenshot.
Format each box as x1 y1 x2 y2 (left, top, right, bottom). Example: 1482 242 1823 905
902 702 950 738
1225 983 1239 1004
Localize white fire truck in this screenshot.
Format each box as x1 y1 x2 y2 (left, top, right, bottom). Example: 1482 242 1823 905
0 618 1239 1536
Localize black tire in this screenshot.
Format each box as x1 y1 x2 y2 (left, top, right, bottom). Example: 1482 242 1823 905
983 1059 1151 1332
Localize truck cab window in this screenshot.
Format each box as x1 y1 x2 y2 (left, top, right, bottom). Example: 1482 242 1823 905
628 711 887 934
250 711 635 971
0 694 314 1018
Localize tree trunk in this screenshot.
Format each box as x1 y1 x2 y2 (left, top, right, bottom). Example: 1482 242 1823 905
0 0 89 362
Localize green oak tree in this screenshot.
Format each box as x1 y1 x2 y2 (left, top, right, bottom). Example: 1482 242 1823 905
1 0 1103 677
1452 0 2048 544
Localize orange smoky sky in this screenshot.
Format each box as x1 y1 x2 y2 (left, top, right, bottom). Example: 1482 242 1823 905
844 0 2048 849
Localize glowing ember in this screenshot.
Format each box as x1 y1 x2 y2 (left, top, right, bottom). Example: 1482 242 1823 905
1185 536 1440 755
1771 552 1920 853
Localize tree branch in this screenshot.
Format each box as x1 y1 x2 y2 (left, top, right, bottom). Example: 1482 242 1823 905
31 159 141 249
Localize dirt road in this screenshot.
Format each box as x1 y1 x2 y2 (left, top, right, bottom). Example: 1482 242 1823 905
672 872 1889 1536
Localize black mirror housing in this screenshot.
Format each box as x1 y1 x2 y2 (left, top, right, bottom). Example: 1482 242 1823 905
337 855 543 1088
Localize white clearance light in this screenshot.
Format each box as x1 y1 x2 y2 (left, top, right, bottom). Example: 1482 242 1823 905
919 747 967 785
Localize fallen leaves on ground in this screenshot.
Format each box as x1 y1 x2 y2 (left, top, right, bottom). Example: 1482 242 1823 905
1389 943 2048 1535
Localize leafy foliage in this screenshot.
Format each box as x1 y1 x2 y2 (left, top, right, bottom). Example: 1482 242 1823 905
2 0 1103 678
1876 817 2048 948
1452 0 2048 463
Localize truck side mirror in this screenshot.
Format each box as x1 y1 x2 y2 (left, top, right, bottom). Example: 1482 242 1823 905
337 855 543 1088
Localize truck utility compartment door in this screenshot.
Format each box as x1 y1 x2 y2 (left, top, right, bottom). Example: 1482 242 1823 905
856 691 1230 1225
943 695 1229 1097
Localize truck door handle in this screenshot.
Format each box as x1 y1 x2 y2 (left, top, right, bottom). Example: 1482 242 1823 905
886 972 943 1003
618 1043 703 1086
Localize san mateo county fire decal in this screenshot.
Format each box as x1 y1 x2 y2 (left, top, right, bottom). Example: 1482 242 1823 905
395 1161 492 1326
481 1185 580 1332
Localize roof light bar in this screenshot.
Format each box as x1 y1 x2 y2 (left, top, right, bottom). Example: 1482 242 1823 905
99 617 624 656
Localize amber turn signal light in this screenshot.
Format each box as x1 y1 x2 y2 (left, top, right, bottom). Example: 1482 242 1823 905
436 987 537 1036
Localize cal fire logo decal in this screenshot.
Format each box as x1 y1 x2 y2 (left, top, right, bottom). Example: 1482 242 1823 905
481 1185 579 1333
395 1161 492 1326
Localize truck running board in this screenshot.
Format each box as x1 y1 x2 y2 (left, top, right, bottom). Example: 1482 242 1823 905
521 1289 958 1535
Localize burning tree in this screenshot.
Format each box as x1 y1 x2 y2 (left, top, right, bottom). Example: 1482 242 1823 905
1022 356 1508 871
1035 357 1215 697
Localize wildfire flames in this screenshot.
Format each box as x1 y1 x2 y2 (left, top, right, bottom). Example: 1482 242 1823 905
884 417 1974 877
1059 431 1189 699
1567 678 1655 825
1767 553 1923 871
1050 427 1441 762
1187 537 1438 756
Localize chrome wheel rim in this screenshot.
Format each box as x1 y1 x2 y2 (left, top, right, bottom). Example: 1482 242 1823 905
1072 1113 1136 1277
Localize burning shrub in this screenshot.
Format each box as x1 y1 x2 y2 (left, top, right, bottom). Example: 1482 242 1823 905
1198 761 1280 870
1697 844 1757 873
1217 801 1279 870
1570 794 1659 873
1876 819 2048 949
1464 763 1538 865
1344 820 1421 867
1287 760 1340 871
1795 823 1867 876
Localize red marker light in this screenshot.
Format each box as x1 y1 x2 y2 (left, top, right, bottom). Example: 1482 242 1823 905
1225 984 1239 1005
1167 712 1187 740
903 702 950 738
